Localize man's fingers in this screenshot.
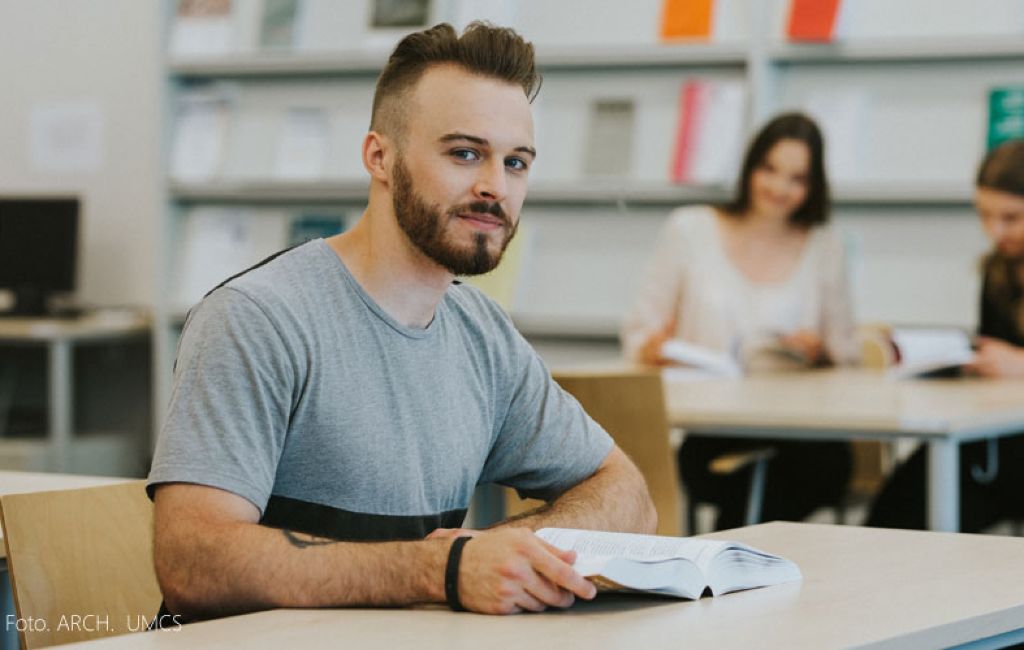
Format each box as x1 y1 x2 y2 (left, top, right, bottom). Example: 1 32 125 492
529 540 596 600
523 574 575 609
513 591 547 613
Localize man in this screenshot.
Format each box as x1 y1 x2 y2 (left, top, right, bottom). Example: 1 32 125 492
149 22 656 621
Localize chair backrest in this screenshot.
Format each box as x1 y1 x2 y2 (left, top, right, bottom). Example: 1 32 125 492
506 369 683 536
0 480 161 648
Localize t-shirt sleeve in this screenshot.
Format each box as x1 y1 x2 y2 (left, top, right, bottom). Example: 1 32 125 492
147 287 297 513
480 330 614 501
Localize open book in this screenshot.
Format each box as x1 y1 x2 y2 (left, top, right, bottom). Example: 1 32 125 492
660 337 812 379
536 528 801 599
875 328 976 379
660 339 743 378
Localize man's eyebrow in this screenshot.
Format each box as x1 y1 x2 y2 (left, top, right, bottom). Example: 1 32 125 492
439 133 537 159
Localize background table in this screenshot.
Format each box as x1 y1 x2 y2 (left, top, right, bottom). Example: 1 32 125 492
664 368 1024 532
61 522 1024 649
0 311 149 472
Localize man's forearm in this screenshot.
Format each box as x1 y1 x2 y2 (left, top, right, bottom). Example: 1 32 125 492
157 517 449 620
496 448 657 534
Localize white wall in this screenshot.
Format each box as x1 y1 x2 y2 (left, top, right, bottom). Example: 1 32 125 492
0 0 161 307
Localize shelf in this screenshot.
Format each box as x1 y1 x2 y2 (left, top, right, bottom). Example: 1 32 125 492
169 179 974 208
169 43 748 79
769 37 1024 64
832 183 973 207
169 179 731 207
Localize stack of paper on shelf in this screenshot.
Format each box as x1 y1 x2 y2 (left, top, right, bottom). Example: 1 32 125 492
175 208 289 313
170 0 234 57
171 87 234 182
274 107 331 180
258 0 306 50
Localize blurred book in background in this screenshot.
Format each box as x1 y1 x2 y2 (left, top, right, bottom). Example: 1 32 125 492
583 99 635 178
289 212 347 246
660 0 714 41
786 0 842 42
669 80 745 185
259 0 305 50
171 0 233 57
170 86 234 181
175 208 289 312
987 87 1024 150
274 107 330 180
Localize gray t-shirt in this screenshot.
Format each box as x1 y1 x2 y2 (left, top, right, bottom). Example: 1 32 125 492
147 239 613 540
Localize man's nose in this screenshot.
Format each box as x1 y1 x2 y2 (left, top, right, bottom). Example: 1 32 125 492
473 160 507 202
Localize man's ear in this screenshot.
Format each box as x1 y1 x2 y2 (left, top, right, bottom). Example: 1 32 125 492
363 131 391 184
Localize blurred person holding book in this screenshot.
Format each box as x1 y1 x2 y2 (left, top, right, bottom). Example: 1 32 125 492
622 113 858 531
868 139 1024 531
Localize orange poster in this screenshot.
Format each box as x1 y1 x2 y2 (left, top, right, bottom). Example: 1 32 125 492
786 0 842 42
660 0 714 41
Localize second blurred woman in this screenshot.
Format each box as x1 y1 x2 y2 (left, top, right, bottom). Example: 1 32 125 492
621 112 858 531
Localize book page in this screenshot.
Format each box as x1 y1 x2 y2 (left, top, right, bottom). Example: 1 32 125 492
538 528 729 575
660 338 743 378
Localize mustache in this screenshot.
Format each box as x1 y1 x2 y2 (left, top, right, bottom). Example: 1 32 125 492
448 201 510 227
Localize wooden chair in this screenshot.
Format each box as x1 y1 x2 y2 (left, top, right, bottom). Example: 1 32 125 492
506 369 683 536
0 480 162 648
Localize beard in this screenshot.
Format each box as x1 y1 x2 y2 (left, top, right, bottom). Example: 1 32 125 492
392 155 518 276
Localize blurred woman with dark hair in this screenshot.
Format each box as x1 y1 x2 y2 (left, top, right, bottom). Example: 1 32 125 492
622 112 857 531
868 139 1024 531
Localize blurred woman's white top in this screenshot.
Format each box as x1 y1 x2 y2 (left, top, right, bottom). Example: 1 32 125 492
620 204 859 365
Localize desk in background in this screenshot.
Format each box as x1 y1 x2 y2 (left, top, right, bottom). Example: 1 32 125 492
59 522 1024 649
0 311 150 472
664 368 1024 532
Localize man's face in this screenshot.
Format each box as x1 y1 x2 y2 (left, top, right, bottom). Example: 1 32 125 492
389 64 535 276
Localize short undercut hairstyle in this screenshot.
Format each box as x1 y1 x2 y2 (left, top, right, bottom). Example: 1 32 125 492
370 21 541 141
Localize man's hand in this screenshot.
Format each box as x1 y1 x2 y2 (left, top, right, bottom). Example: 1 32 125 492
965 337 1024 378
457 528 596 614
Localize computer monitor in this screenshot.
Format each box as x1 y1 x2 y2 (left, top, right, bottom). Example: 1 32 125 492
0 197 79 316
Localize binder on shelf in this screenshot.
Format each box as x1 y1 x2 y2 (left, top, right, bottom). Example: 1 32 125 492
786 0 842 43
175 207 289 313
370 0 431 29
660 0 714 41
669 80 745 185
987 87 1024 150
170 0 234 57
258 0 306 50
274 107 331 180
583 99 636 179
289 212 347 245
170 86 234 182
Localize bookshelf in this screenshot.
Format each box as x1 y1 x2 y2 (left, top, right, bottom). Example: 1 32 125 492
157 0 1024 429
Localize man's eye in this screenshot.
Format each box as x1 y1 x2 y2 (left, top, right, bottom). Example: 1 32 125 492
451 149 479 161
506 157 528 171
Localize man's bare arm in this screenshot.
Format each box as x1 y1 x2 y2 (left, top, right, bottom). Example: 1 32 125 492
153 483 597 620
498 446 657 533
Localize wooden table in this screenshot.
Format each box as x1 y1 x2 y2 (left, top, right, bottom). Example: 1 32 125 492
663 368 1024 532
60 522 1024 649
